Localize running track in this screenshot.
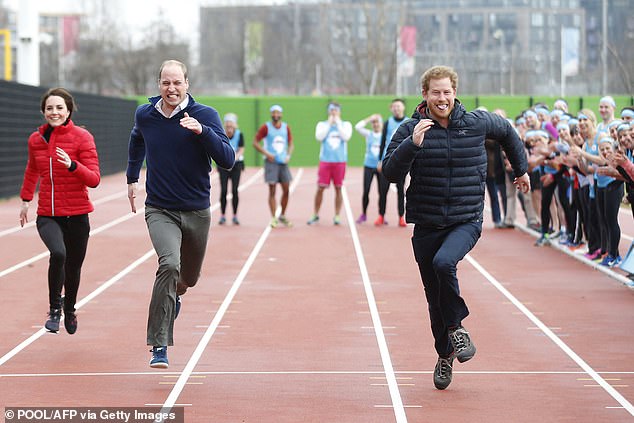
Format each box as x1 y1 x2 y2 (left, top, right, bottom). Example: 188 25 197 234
1 167 633 422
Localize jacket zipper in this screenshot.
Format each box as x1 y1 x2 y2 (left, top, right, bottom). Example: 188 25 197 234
40 132 55 216
445 127 451 221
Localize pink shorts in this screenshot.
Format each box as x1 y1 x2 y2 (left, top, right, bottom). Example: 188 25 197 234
318 162 346 188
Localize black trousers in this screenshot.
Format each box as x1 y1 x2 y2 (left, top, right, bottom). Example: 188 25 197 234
361 166 381 215
36 215 90 313
218 163 243 215
411 221 482 357
378 173 405 217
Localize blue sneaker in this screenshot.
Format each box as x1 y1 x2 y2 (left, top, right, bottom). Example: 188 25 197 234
599 255 614 266
175 295 181 319
609 255 622 268
150 346 168 368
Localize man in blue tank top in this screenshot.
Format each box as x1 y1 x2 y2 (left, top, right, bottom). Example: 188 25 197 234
254 105 294 228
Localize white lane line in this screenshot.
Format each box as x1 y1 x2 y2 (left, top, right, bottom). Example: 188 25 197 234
157 168 303 415
341 186 407 423
0 250 155 367
3 370 634 378
466 254 634 417
0 170 263 367
0 170 263 280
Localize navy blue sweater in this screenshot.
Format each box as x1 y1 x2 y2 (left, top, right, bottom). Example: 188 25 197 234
126 94 235 211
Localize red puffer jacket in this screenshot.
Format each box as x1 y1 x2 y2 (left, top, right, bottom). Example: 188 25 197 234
20 120 101 217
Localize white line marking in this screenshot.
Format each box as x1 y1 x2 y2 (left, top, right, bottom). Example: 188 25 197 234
342 186 407 423
466 254 634 416
157 168 303 416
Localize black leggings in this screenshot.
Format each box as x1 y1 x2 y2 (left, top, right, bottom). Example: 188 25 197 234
362 166 381 214
540 172 573 236
218 163 243 215
596 182 623 257
36 215 90 313
378 172 405 217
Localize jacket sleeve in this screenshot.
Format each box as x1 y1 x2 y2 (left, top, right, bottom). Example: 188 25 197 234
382 121 420 183
20 135 39 201
197 108 235 170
71 130 101 188
618 160 634 183
483 112 528 177
126 109 146 184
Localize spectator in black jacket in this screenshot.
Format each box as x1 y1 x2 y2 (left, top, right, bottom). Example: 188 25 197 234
382 65 530 391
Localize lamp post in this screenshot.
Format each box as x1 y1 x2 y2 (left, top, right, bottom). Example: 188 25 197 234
492 28 505 94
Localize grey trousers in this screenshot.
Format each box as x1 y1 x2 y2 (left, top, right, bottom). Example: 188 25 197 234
145 206 211 347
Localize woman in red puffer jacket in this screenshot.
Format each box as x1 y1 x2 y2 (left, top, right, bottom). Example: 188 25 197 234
19 88 100 335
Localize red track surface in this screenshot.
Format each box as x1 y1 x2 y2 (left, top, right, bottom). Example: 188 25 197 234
1 167 633 422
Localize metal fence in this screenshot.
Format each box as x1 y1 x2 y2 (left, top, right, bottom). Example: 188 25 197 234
0 80 137 198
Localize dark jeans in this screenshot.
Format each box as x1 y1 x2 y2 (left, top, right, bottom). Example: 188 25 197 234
36 214 90 313
411 221 482 357
378 172 405 217
596 182 623 257
579 185 601 253
218 163 243 215
486 176 507 224
540 172 573 236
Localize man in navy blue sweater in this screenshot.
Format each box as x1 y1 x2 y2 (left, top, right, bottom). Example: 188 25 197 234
126 60 235 368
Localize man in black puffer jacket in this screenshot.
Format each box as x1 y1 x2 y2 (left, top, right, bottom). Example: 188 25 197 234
382 65 530 390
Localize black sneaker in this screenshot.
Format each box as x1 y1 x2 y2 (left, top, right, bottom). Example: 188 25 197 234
64 312 77 335
449 326 476 363
150 346 169 368
45 309 61 332
433 355 454 390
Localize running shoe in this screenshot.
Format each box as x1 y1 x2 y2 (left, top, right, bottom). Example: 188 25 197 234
232 216 240 225
584 249 602 260
150 346 169 369
278 215 293 227
398 216 407 227
64 312 77 335
599 255 616 267
307 215 319 225
270 217 278 228
609 255 622 268
45 308 61 333
374 215 385 226
433 355 454 390
448 326 476 363
534 234 549 246
333 215 341 225
356 213 367 224
175 295 181 319
218 216 226 225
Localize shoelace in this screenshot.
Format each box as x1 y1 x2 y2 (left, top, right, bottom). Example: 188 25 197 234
450 329 468 352
437 358 451 378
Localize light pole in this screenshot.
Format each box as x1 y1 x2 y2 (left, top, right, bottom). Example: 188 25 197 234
492 28 505 94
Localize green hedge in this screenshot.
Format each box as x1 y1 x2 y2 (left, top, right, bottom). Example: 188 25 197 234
134 95 634 167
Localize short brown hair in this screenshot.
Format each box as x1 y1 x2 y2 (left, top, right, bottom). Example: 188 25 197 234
420 65 458 93
158 60 188 81
40 88 77 118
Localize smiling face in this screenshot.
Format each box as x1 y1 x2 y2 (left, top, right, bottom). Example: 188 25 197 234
599 141 614 159
158 63 189 114
422 77 455 124
43 95 70 127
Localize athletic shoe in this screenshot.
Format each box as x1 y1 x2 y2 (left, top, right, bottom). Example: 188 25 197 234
333 215 341 225
307 215 319 225
175 295 181 319
599 255 615 266
218 216 226 225
45 308 61 332
270 217 278 228
534 234 549 247
64 312 77 335
528 222 541 232
356 214 367 224
448 326 476 363
609 255 622 268
232 216 240 225
558 234 570 245
278 215 293 227
374 215 385 226
398 216 407 227
150 346 169 369
584 249 602 260
433 355 454 390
